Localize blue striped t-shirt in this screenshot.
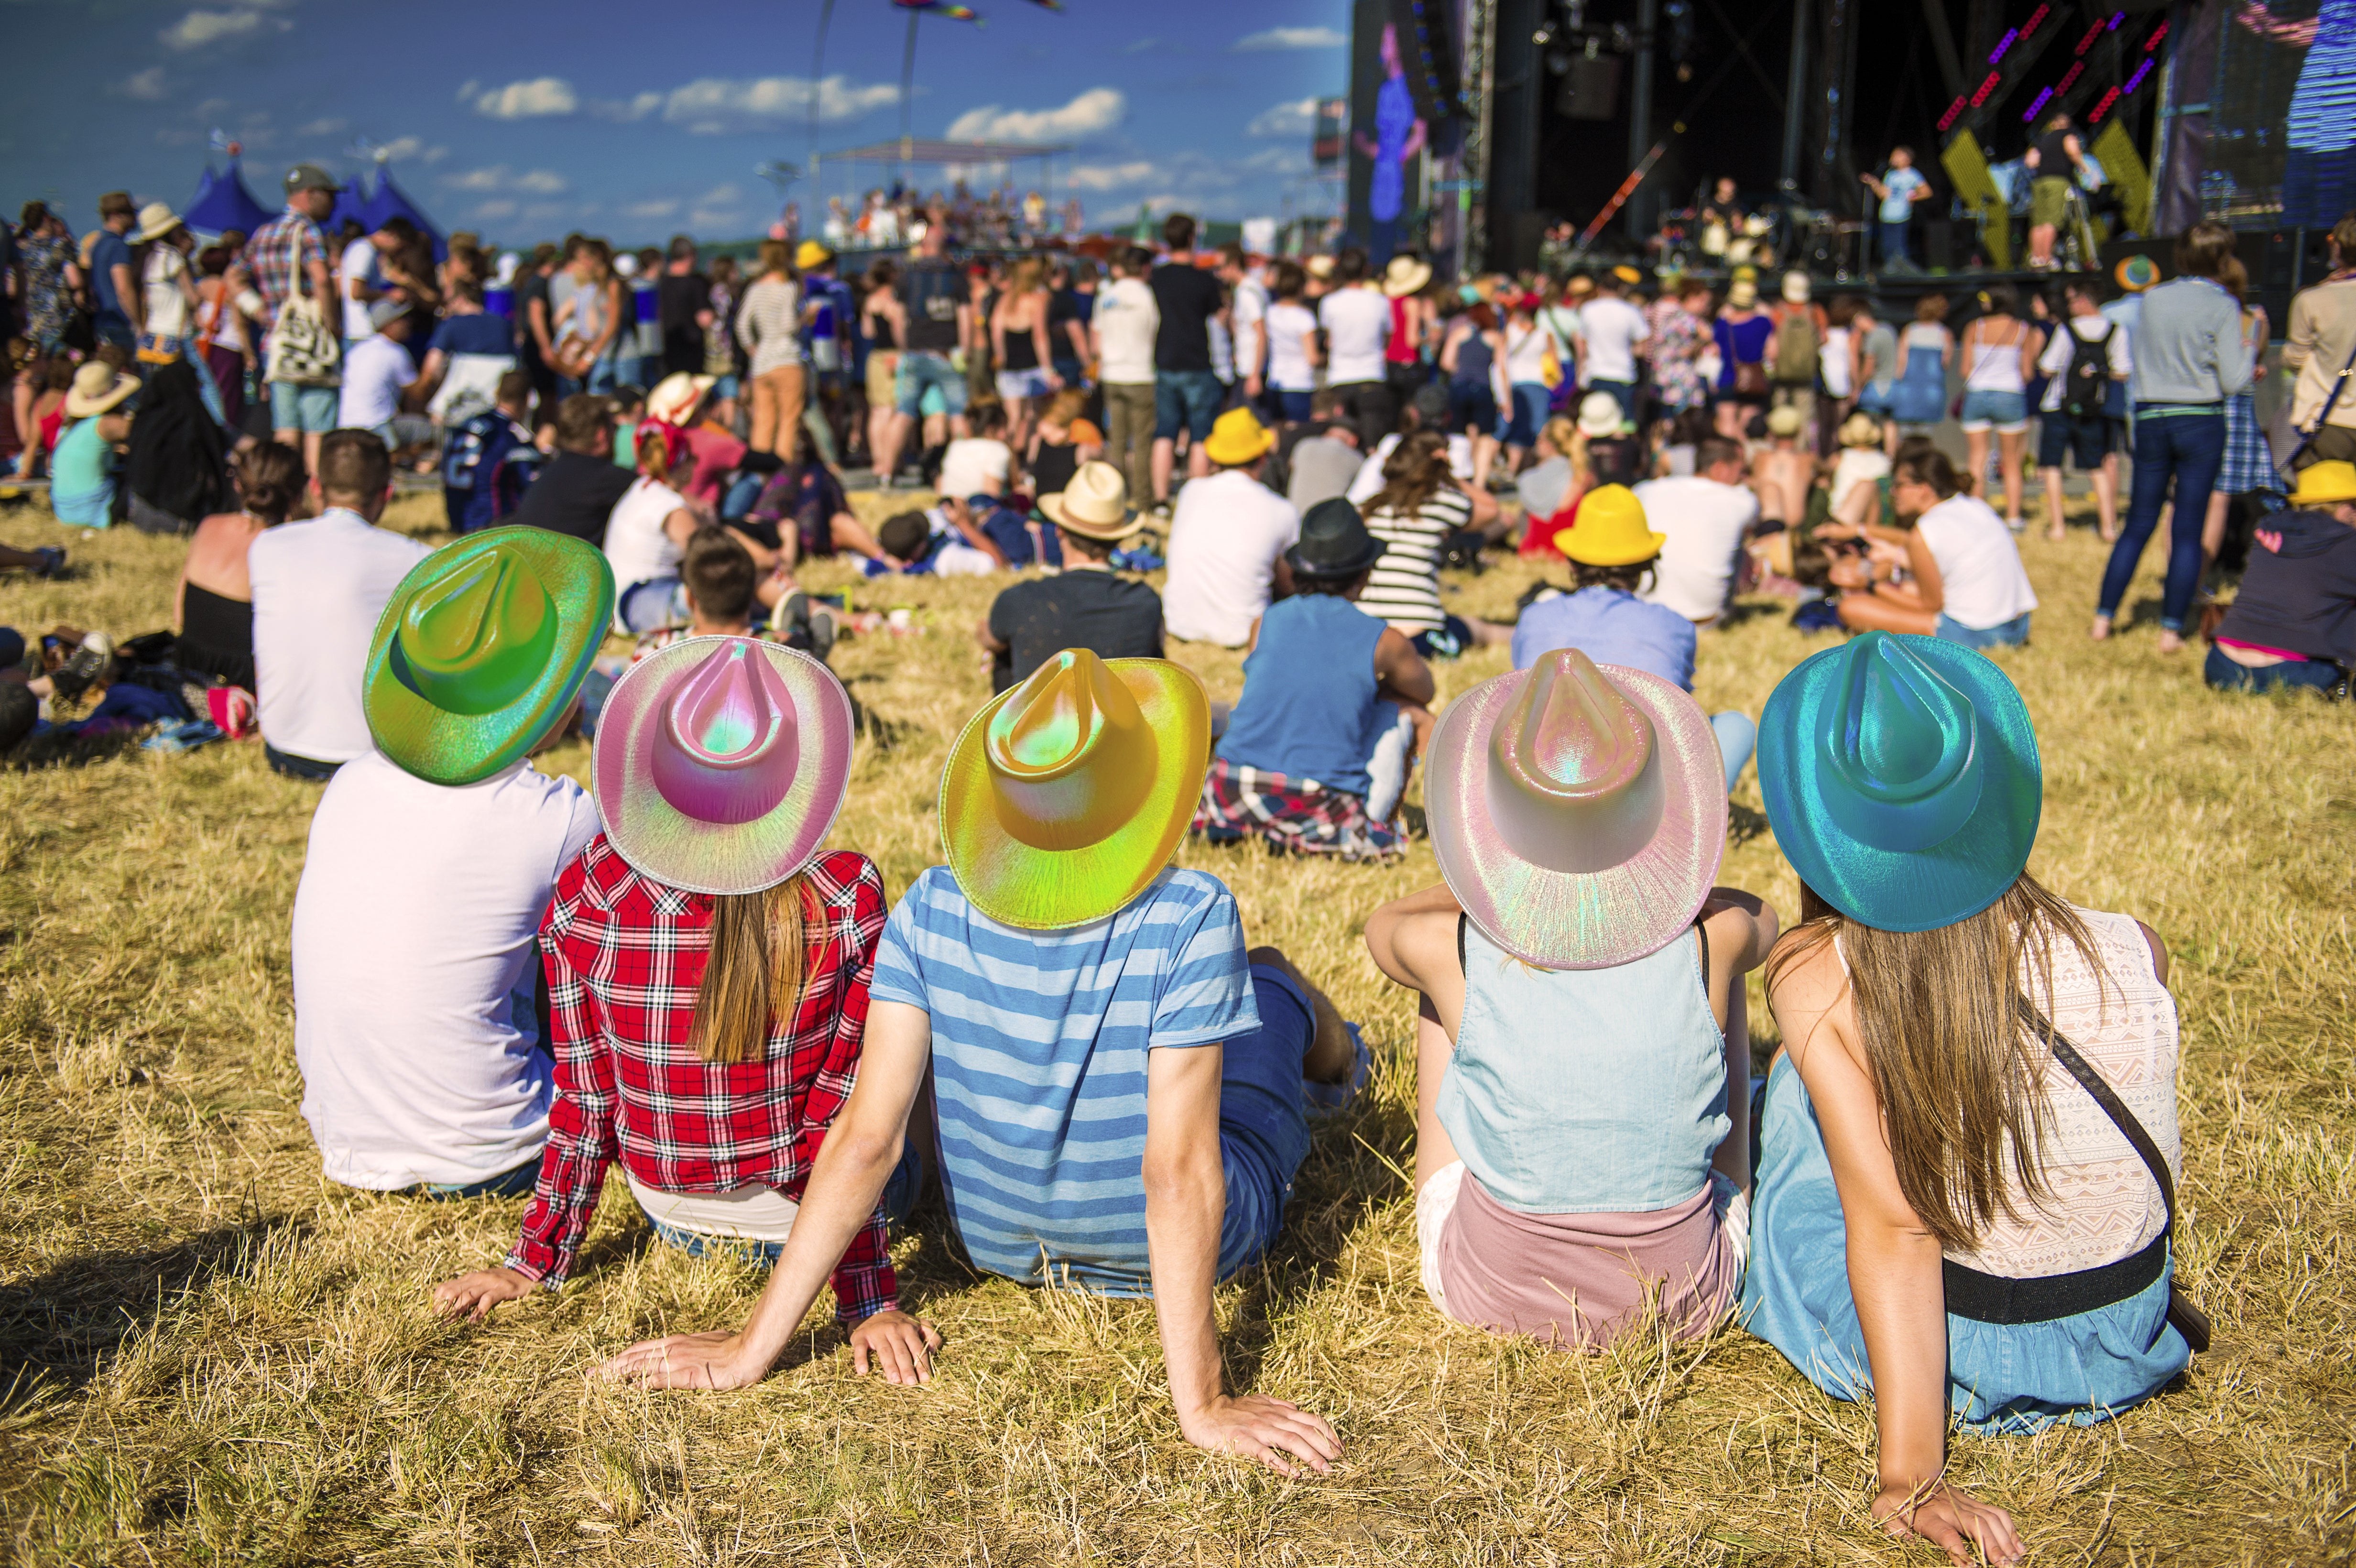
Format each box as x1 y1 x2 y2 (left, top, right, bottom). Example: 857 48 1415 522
869 866 1259 1295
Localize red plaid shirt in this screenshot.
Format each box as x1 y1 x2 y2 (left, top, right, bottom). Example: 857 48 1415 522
506 838 897 1321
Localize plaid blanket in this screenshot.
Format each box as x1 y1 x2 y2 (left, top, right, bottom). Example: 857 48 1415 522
1193 757 1405 861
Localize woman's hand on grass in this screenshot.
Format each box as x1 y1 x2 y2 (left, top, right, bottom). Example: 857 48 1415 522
432 1266 535 1322
1178 1392 1342 1477
597 1330 766 1391
848 1309 942 1385
1874 1479 2024 1566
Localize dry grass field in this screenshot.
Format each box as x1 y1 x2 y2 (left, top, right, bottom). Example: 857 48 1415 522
0 480 2350 1566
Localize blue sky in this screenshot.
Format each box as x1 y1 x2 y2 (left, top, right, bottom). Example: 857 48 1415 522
3 0 1358 246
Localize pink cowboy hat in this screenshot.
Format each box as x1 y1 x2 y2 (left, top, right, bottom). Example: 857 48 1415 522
1426 649 1726 969
592 636 856 895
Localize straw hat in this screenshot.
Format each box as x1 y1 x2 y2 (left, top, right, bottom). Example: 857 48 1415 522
1201 407 1276 467
1554 485 1665 567
63 362 138 419
1766 404 1805 437
939 650 1211 930
1727 277 1759 309
1575 391 1625 440
1426 649 1726 969
1757 630 2042 933
1285 497 1385 579
1780 271 1811 304
1305 255 1335 282
134 202 185 244
363 528 615 786
592 637 857 896
1039 460 1141 540
2288 459 2356 507
645 371 717 427
1838 411 1884 448
1382 254 1434 298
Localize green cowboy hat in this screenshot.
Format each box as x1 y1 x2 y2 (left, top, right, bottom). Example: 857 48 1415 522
363 527 615 785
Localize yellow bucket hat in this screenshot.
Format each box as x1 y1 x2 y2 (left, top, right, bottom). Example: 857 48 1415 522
1201 407 1276 467
2289 460 2356 507
938 650 1211 929
1555 485 1667 567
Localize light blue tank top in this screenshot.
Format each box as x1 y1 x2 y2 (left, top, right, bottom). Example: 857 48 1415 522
1214 594 1392 797
1438 916 1729 1214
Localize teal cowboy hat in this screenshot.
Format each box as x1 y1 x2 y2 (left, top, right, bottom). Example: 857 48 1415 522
1756 630 2042 932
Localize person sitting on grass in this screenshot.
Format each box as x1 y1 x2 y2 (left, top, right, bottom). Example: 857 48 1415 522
509 394 634 549
1508 486 1757 791
740 457 887 568
603 419 705 634
862 503 1003 577
293 527 612 1198
248 429 433 782
1194 499 1435 860
632 526 838 666
1821 441 2039 650
1162 407 1300 647
1363 648 1777 1351
978 460 1162 693
435 637 937 1382
175 441 302 692
2205 458 2356 696
596 649 1362 1477
1745 631 2194 1568
49 362 138 528
442 369 544 535
1358 429 1511 658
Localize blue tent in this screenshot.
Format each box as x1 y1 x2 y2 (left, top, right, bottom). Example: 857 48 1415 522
363 169 446 257
184 159 273 237
327 175 371 237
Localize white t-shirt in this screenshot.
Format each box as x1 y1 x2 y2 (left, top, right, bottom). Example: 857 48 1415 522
143 248 192 340
1162 470 1302 646
1092 276 1160 385
2038 313 2133 412
938 437 1014 500
1320 287 1391 384
1503 321 1554 384
1917 493 2040 630
338 334 418 430
340 238 382 339
293 751 599 1189
1265 301 1319 392
1631 476 1759 623
1829 447 1892 514
249 509 431 764
605 475 689 589
1346 431 1477 504
921 508 1000 576
1576 296 1650 384
1232 274 1270 378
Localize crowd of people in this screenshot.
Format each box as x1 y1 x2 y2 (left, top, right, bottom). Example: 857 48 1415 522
1 169 2351 1568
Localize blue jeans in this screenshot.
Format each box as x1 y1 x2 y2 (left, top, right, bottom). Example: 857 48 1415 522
1275 389 1314 423
1709 709 1756 793
1211 966 1318 1279
893 350 968 419
1588 378 1639 428
1936 611 2032 649
2101 406 2225 631
411 1156 541 1200
264 743 343 781
1879 220 1912 266
2204 645 2345 695
1154 369 1225 442
618 577 689 634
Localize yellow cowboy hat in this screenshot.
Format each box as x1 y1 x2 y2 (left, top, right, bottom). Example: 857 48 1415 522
1201 407 1276 467
939 650 1211 929
2289 459 2356 508
1555 485 1667 567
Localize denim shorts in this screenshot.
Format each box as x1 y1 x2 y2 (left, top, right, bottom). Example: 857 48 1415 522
1936 610 2031 649
1959 389 2029 434
617 577 690 634
1155 369 1225 442
894 350 968 419
270 381 339 434
995 368 1055 401
2039 412 2116 471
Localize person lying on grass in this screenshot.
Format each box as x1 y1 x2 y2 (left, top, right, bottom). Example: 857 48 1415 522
1362 648 1776 1351
598 649 1367 1476
294 527 611 1199
434 637 937 1380
1745 630 2194 1568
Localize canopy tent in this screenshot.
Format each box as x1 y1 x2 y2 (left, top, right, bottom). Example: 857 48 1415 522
327 176 370 236
184 159 273 237
363 169 446 258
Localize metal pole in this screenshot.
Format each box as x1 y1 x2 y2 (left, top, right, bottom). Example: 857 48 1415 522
899 10 920 196
809 0 837 168
1628 0 1659 242
1462 0 1497 275
1779 0 1811 193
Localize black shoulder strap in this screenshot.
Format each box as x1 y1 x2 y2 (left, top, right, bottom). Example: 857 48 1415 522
1696 918 1711 991
2018 998 2174 1228
1456 912 1468 976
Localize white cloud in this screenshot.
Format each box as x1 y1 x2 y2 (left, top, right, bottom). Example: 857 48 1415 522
654 74 899 135
159 8 288 51
375 136 447 164
589 91 665 122
622 199 680 220
442 164 568 195
946 87 1125 145
1246 97 1318 139
119 66 170 100
1232 25 1346 51
1066 160 1161 193
469 77 578 120
297 116 346 136
514 169 567 193
473 199 519 221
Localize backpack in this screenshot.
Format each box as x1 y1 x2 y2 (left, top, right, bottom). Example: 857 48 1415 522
1773 305 1820 385
2061 322 2115 420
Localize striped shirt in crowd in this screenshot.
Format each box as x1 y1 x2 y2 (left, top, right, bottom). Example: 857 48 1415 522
734 277 807 377
868 866 1259 1294
1358 485 1474 635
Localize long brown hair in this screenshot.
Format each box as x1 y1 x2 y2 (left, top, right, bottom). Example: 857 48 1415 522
1365 428 1452 518
688 875 820 1064
1768 872 2110 1251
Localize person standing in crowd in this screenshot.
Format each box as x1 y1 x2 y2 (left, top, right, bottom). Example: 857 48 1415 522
1712 275 1774 440
132 204 202 369
1747 631 2189 1568
1851 297 1899 449
705 254 745 435
87 192 140 354
1163 409 1298 646
1826 442 2039 649
859 258 905 482
1649 280 1718 433
1859 147 1931 272
991 256 1061 455
1438 299 1504 491
338 218 392 354
1225 245 1270 420
1320 247 1395 456
248 431 433 781
657 235 712 381
1888 294 1954 446
884 210 973 487
1498 293 1558 476
195 243 265 434
249 165 343 474
551 239 625 397
2205 257 2277 571
1261 261 1323 426
513 243 559 424
2024 111 2087 272
1576 269 1651 428
736 240 806 460
1766 273 1827 439
1094 245 1160 513
1150 214 1229 512
9 203 81 477
2095 223 2257 652
2038 277 2131 541
2282 216 2356 471
1046 257 1094 394
978 461 1162 692
1958 284 2039 531
1382 253 1434 408
798 241 854 465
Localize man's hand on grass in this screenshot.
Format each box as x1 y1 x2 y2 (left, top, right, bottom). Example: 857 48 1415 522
849 1309 941 1385
432 1266 535 1322
1179 1392 1342 1477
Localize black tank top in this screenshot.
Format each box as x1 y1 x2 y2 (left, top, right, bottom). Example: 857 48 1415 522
179 579 255 690
2034 128 2074 179
865 301 897 350
999 300 1042 372
1029 439 1081 501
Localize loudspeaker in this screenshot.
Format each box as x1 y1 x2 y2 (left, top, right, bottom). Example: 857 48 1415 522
1388 0 1461 124
1496 209 1561 273
1920 218 1960 272
2249 227 2335 329
1555 54 1622 121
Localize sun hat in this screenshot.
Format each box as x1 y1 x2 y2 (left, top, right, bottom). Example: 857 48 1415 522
796 239 834 271
134 202 185 244
1305 255 1336 282
1382 254 1434 297
1780 271 1812 304
1727 277 1759 309
592 636 856 896
1564 275 1595 298
63 362 139 419
1202 406 1276 467
1756 629 2041 934
1766 404 1805 437
1427 649 1726 969
1285 497 1385 579
1613 264 1643 286
1554 484 1665 567
283 162 337 195
1039 459 1141 540
1575 391 1625 440
2289 459 2356 507
362 527 616 786
939 649 1211 930
1838 411 1884 448
368 296 412 331
2113 254 2159 293
645 371 717 427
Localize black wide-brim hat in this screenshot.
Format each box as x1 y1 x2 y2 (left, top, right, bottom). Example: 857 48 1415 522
1285 496 1386 579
